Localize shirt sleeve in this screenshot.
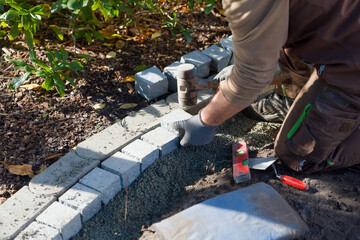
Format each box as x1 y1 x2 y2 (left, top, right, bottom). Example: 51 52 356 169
220 0 289 106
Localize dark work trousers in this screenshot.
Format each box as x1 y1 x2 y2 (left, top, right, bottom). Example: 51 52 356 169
274 49 360 173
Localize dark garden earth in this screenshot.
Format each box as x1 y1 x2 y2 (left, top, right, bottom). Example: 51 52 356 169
0 11 359 240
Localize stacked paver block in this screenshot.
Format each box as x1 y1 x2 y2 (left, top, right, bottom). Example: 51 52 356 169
121 99 172 135
163 61 184 92
36 202 81 240
79 167 121 205
202 45 232 72
141 127 179 156
76 122 142 161
218 35 234 64
161 109 192 136
29 151 99 197
180 50 212 78
101 152 140 188
0 186 56 240
135 66 169 100
15 221 61 240
122 139 160 172
59 183 102 223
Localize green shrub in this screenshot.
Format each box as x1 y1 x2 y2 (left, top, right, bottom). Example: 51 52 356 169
0 0 219 96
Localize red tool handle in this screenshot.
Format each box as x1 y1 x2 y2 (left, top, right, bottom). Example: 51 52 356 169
280 175 309 191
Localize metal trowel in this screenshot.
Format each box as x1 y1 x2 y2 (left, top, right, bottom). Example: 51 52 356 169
232 141 278 183
248 157 278 170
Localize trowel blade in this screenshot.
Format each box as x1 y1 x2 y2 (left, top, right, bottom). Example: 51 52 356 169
248 157 278 170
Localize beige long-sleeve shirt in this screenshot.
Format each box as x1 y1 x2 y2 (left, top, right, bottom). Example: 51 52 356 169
220 0 289 106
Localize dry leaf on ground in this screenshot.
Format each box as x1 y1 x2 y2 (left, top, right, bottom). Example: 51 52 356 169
116 40 126 49
20 84 41 91
119 75 135 83
119 103 138 109
0 161 34 176
126 82 134 93
151 31 162 40
43 153 65 161
106 51 117 59
92 103 106 110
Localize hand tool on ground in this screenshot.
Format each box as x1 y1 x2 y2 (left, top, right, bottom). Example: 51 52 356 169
232 141 251 183
177 64 219 107
232 141 309 191
232 141 278 183
272 164 309 191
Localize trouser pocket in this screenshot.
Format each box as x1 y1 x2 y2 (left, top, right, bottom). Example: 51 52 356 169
286 87 360 164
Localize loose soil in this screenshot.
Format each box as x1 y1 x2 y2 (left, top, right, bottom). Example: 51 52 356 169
73 113 360 240
1 10 359 240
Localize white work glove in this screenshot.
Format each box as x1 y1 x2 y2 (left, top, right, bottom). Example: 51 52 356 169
175 112 218 147
213 65 234 83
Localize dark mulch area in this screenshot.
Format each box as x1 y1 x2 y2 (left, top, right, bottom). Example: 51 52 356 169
0 12 231 204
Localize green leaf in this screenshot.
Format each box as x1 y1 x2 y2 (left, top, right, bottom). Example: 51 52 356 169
54 51 62 62
42 76 54 90
55 83 65 97
51 0 67 13
30 6 45 14
98 4 108 21
9 24 20 40
5 56 27 66
67 0 84 10
134 64 150 73
188 0 194 10
46 51 55 67
0 30 5 37
24 29 34 49
53 62 67 71
85 32 92 43
60 72 76 87
31 58 50 72
9 72 31 90
91 1 99 11
81 5 93 20
119 5 128 12
14 66 26 70
30 13 41 21
21 15 31 30
60 47 68 61
182 29 192 42
73 30 85 39
29 49 36 59
37 69 49 78
5 9 18 21
18 9 29 16
76 53 94 59
53 73 65 88
91 30 104 41
68 61 83 71
204 0 215 15
8 3 22 11
24 65 36 73
51 25 64 40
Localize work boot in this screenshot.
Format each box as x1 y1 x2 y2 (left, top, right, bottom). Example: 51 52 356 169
243 92 294 123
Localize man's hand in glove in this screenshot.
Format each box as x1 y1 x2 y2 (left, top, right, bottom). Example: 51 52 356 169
175 112 218 147
175 88 245 147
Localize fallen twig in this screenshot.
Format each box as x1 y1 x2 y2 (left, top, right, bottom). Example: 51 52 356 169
43 153 66 161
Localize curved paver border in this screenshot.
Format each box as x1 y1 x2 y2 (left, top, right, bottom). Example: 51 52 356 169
1 36 234 240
